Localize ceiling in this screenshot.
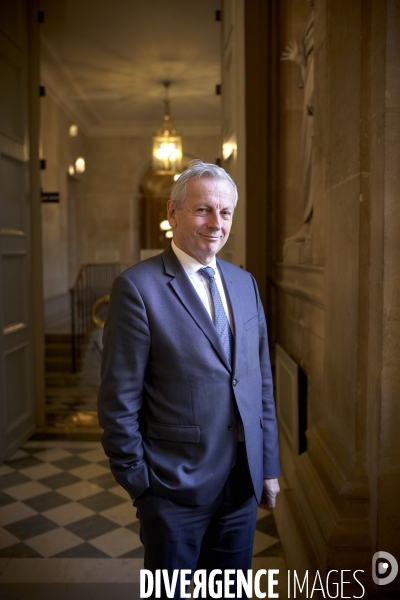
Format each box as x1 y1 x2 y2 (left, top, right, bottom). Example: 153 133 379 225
40 0 221 136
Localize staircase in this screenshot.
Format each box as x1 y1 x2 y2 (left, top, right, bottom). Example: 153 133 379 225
45 333 84 387
44 264 123 384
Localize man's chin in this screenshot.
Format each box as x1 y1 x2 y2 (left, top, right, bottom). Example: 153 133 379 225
200 238 224 252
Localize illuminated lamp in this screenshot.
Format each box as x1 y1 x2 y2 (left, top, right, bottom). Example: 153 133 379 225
152 81 182 175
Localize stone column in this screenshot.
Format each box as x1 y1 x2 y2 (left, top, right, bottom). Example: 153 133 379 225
368 0 400 573
275 0 400 595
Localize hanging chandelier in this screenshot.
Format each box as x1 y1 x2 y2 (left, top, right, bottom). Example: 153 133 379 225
152 81 182 175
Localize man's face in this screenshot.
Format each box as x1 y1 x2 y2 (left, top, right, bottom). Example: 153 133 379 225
167 177 236 265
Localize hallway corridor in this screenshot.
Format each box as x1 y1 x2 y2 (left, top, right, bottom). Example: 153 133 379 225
0 440 286 599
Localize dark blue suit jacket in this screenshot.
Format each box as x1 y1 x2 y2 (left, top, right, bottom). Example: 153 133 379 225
98 245 280 505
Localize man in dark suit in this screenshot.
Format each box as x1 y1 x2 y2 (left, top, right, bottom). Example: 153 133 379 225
98 160 280 597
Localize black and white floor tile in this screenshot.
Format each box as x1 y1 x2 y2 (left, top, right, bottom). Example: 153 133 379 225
0 441 286 599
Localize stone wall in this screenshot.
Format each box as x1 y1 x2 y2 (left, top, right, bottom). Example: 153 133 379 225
268 0 400 594
274 0 326 474
368 0 400 564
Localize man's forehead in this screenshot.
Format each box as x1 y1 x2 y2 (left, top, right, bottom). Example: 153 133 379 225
185 177 235 200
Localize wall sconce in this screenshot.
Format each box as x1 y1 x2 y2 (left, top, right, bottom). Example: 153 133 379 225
68 165 75 176
222 140 237 160
69 124 78 137
75 157 86 174
165 230 173 239
152 82 182 175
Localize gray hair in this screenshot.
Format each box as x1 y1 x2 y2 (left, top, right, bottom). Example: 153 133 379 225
170 159 238 209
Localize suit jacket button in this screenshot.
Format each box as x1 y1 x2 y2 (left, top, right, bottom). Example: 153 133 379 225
228 423 236 431
232 379 238 387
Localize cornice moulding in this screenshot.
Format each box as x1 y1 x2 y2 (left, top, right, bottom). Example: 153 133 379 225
86 122 221 138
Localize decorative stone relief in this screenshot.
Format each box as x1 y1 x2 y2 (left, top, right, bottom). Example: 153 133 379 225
281 0 314 261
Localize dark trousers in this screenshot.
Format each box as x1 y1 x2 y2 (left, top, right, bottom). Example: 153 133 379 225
135 443 258 599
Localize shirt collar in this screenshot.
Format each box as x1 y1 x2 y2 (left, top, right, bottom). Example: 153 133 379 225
171 240 217 276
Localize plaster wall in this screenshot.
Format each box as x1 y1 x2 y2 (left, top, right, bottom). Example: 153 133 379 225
182 134 221 166
72 136 149 271
40 93 85 299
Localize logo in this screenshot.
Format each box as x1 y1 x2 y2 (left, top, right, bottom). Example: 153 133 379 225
372 551 398 586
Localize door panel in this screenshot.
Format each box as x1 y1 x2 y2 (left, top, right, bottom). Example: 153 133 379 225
0 154 27 231
0 0 35 462
5 343 30 431
2 251 28 332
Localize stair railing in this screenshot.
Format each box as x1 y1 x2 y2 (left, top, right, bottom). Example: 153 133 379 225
70 263 124 372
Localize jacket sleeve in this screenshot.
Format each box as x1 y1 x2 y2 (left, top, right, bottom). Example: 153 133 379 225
252 276 281 479
97 273 151 499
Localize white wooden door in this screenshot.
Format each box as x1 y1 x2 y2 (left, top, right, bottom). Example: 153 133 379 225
0 0 35 462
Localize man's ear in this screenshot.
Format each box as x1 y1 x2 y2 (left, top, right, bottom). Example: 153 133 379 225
167 200 177 228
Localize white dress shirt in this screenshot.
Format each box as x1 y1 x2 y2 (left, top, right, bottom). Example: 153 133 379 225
171 240 234 333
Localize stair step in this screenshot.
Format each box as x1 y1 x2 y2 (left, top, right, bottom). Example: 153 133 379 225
45 372 82 387
45 329 91 378
46 343 73 357
45 356 83 372
45 333 72 344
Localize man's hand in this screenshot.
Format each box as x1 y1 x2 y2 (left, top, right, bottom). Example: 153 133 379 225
259 478 280 509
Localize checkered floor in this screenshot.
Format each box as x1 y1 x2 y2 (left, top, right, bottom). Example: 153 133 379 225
0 442 141 560
0 440 284 562
0 440 286 599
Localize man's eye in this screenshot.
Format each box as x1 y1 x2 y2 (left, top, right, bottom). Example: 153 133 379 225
221 211 232 218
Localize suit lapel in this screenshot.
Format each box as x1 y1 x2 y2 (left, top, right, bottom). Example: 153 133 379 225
162 246 231 371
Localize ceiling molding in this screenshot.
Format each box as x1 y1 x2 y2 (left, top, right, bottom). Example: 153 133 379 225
86 121 221 138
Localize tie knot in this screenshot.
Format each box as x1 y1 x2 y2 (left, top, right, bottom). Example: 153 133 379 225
199 266 215 281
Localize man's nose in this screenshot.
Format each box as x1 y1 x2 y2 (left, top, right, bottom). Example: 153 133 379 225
207 211 222 229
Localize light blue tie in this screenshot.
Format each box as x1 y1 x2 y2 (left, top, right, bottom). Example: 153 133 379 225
199 266 233 366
